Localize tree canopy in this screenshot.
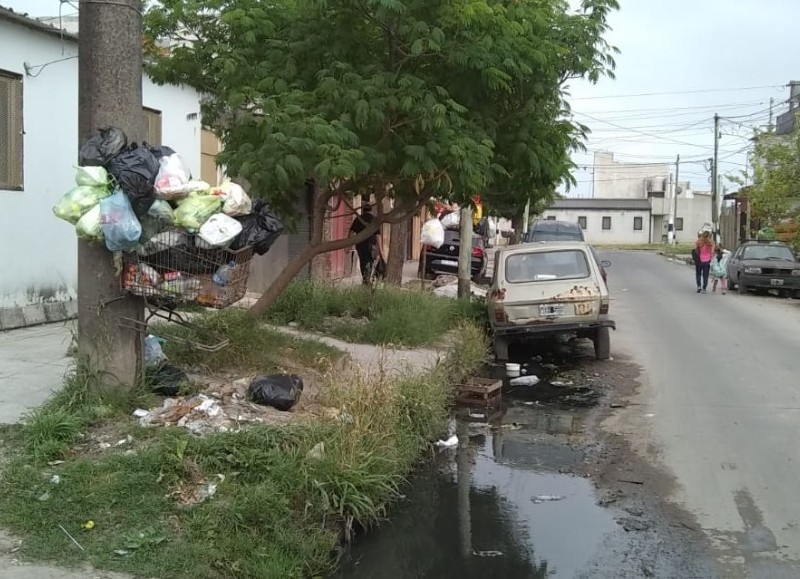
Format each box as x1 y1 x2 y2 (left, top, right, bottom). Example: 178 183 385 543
145 0 618 219
744 123 800 226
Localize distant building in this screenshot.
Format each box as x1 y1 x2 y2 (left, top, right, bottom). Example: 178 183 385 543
540 151 712 244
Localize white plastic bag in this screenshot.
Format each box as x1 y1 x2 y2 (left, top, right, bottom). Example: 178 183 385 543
440 212 459 230
199 213 243 247
75 204 103 240
75 166 108 188
219 181 253 216
99 189 142 252
421 218 445 249
156 180 210 201
155 153 191 190
144 335 167 368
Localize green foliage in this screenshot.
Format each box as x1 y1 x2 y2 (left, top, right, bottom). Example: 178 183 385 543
145 0 618 219
155 308 342 373
265 281 484 345
744 125 800 228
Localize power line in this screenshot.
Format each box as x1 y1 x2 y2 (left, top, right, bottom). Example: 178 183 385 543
569 84 786 101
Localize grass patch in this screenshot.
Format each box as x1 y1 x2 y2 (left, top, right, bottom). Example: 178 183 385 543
265 281 485 346
154 308 342 374
0 323 487 579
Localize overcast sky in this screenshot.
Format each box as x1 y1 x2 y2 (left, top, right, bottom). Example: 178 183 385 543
5 0 799 197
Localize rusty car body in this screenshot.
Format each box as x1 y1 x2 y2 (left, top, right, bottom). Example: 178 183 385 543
487 242 615 360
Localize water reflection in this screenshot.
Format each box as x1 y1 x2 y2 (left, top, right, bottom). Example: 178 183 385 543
334 406 617 579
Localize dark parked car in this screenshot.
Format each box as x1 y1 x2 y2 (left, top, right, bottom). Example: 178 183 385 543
524 220 585 243
726 240 800 296
523 220 608 283
424 229 487 281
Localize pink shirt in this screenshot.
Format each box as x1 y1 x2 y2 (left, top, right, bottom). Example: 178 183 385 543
698 244 713 263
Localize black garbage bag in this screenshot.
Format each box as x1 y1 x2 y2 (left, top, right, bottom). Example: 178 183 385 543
79 126 127 167
148 145 176 160
230 200 285 255
247 374 303 411
146 363 190 397
108 143 160 217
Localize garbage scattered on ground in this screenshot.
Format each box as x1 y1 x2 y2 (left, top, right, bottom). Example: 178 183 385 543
307 442 325 461
433 281 487 299
531 495 566 504
551 380 574 387
49 475 61 485
473 550 504 557
434 435 458 448
247 374 303 411
146 363 190 396
144 335 167 367
82 520 95 531
509 375 540 386
38 492 50 502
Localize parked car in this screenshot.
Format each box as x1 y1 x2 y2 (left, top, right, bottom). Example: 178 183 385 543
524 220 585 243
726 240 800 296
424 229 488 281
523 220 608 283
487 242 615 360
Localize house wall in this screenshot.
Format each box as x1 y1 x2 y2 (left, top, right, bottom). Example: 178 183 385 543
593 151 670 199
0 19 201 329
540 208 652 244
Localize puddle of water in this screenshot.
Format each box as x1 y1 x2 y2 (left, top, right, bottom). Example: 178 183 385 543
333 404 618 579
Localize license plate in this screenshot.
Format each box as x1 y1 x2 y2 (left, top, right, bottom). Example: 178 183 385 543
539 304 565 317
440 260 458 267
771 279 784 286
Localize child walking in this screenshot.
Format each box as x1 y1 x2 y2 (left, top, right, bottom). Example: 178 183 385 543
710 247 729 294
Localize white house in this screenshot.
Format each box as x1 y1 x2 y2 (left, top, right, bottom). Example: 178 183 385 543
542 151 713 244
0 5 202 329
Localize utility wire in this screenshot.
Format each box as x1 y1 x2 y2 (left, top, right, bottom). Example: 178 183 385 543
570 84 786 101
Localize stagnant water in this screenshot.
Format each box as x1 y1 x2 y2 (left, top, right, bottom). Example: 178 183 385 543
333 368 621 579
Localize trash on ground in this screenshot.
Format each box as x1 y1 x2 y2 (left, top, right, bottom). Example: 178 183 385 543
432 280 487 299
132 408 149 418
307 442 325 461
551 380 574 387
58 523 85 551
49 475 61 485
38 492 50 502
146 363 190 396
501 422 522 430
509 375 540 386
473 550 503 557
505 362 521 378
144 335 167 367
434 435 458 448
82 520 95 531
531 494 566 504
421 218 445 248
247 374 303 411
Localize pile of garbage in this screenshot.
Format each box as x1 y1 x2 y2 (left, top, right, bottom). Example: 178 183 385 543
53 126 285 307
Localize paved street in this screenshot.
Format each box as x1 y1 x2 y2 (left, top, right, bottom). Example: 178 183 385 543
602 250 800 578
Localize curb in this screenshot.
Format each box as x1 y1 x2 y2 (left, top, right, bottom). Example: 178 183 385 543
0 301 77 331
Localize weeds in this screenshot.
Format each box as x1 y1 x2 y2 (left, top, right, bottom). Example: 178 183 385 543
0 315 487 579
156 308 342 374
266 281 485 346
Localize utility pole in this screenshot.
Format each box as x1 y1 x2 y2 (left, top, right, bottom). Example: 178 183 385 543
712 113 720 241
672 154 680 245
768 97 775 132
78 0 145 386
457 204 473 299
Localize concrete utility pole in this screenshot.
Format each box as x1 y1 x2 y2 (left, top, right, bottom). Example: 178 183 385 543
78 0 145 386
457 205 473 299
672 154 680 245
712 113 720 241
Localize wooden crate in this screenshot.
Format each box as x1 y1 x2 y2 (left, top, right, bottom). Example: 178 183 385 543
455 377 502 408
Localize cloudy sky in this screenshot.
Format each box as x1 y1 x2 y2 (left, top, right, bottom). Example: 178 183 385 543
5 0 799 197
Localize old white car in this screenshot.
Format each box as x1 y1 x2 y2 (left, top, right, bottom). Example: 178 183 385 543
487 242 615 360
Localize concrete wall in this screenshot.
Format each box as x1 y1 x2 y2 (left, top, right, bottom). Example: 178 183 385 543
0 19 201 329
593 151 670 199
540 208 652 244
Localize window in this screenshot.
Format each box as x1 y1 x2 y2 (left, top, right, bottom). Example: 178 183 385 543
634 216 643 231
545 216 556 220
0 70 23 190
143 107 162 146
676 217 684 231
602 216 612 230
578 216 587 230
505 250 590 283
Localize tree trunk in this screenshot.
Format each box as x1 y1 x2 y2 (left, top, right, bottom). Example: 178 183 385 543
386 218 408 285
78 0 144 387
457 206 473 299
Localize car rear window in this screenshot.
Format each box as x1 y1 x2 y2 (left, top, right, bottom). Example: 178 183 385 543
505 250 590 283
529 230 584 242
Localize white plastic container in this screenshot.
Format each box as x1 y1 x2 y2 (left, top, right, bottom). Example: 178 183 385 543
505 363 521 378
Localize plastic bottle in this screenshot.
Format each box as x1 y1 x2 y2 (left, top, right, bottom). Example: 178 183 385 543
212 261 237 286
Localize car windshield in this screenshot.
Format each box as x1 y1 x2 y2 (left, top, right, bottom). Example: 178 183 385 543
505 250 590 283
742 245 795 261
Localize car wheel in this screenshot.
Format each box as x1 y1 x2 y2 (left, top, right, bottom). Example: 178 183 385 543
728 277 737 291
738 280 748 295
593 327 611 360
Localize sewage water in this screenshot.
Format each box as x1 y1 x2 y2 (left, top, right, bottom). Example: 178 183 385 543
334 393 620 578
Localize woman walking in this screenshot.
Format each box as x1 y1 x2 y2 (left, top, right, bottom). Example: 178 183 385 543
710 247 729 294
694 231 715 293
